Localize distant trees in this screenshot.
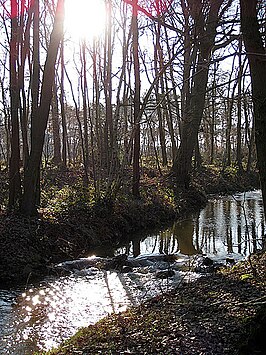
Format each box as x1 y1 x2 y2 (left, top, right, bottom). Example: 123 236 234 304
0 0 263 215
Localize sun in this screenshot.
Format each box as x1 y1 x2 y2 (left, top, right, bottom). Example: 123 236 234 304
64 0 106 42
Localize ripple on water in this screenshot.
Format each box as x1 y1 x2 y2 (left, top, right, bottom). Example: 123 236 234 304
0 190 264 354
0 265 197 354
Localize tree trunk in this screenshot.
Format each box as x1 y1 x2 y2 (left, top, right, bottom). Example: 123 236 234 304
81 40 89 177
154 22 167 166
8 0 22 210
92 39 101 172
236 37 243 172
18 9 32 167
30 0 41 204
247 116 255 172
209 64 218 165
59 41 67 167
223 73 238 169
103 0 113 172
172 50 210 187
172 0 224 187
0 80 11 166
20 0 65 216
164 72 177 161
51 85 62 164
164 24 180 157
132 0 141 197
240 0 266 217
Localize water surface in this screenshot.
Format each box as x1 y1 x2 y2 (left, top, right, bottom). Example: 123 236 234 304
0 190 264 354
121 190 264 260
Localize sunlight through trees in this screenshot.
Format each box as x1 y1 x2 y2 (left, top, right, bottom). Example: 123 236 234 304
0 0 265 215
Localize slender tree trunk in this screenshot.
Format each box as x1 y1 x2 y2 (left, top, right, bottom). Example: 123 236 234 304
21 0 65 216
243 96 255 172
91 39 101 191
103 0 113 172
65 68 89 183
164 25 181 147
18 9 32 167
59 42 67 167
8 0 22 210
224 98 232 167
236 37 243 172
29 0 41 206
223 75 238 168
247 115 255 172
1 80 11 166
180 0 191 128
132 0 141 197
81 40 89 178
92 40 100 159
154 23 167 166
209 65 218 165
51 85 62 164
31 0 40 125
240 0 266 217
164 72 177 161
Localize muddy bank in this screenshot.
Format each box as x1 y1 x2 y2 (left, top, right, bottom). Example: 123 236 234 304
0 187 206 286
194 168 260 195
0 168 259 286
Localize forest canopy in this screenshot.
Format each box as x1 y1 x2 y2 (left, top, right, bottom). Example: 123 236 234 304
0 0 265 215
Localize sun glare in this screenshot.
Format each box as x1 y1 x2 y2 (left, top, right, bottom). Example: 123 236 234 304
64 0 106 42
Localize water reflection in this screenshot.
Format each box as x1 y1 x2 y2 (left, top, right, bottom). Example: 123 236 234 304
0 267 194 354
121 190 265 260
0 272 134 354
0 190 265 354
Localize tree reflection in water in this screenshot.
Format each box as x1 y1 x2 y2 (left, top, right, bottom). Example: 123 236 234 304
1 191 264 354
123 191 265 259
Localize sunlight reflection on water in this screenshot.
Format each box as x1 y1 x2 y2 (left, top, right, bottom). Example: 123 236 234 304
1 272 130 353
0 190 265 354
0 268 195 354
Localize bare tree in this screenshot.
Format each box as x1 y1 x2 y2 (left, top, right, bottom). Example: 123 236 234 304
172 0 232 187
21 0 65 215
240 0 266 216
51 83 62 164
132 0 141 197
8 0 22 209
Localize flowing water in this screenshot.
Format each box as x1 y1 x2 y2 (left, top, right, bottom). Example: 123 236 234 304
121 190 265 260
0 190 265 354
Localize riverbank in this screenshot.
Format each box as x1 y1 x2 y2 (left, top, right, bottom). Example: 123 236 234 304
0 166 260 286
46 251 266 355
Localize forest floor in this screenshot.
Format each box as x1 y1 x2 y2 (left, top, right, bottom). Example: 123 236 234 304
46 251 266 355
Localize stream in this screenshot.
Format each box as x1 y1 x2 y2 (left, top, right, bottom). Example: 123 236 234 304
0 190 265 354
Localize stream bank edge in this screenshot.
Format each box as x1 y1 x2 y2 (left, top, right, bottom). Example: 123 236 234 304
0 167 260 286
